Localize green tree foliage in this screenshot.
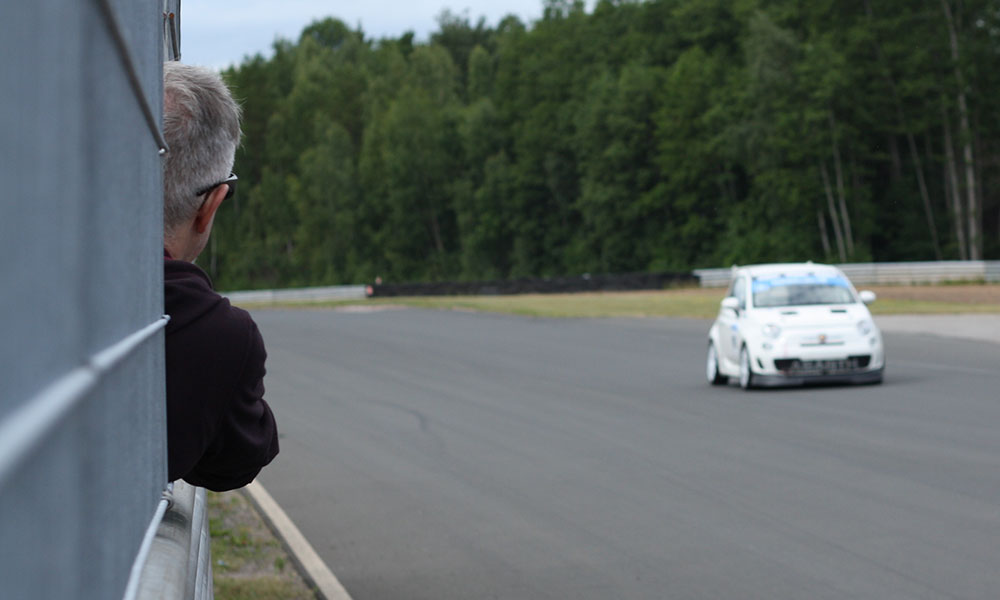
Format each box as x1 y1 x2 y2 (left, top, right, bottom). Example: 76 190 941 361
207 3 1000 290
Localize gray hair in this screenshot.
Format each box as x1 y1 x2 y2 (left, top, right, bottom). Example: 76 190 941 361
162 62 242 233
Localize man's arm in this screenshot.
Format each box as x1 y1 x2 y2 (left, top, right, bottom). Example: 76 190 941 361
182 319 279 491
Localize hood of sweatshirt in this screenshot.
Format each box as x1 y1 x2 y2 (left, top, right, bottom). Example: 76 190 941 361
164 259 227 333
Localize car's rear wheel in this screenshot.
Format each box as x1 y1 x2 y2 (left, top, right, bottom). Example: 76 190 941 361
706 342 727 385
739 345 755 390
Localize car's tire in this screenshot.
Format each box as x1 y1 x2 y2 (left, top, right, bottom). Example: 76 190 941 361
738 345 755 390
706 342 728 385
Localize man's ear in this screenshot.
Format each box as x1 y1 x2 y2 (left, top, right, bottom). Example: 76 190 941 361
193 184 228 234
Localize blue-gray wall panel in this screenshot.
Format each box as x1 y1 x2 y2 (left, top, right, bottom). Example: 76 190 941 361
80 1 165 355
80 343 167 596
0 336 166 598
0 1 86 420
0 406 86 599
0 1 171 598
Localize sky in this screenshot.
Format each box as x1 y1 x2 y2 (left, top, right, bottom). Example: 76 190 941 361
180 0 551 69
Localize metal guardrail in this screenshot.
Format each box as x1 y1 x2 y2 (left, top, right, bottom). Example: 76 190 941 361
694 261 1000 288
133 481 213 600
225 285 368 305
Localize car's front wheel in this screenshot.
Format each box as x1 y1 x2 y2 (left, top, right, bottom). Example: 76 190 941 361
739 345 755 390
706 342 728 385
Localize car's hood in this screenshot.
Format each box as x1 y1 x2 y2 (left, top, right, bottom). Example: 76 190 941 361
750 304 873 330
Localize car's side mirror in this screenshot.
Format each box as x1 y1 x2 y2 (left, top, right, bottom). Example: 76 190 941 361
858 290 876 305
721 297 740 314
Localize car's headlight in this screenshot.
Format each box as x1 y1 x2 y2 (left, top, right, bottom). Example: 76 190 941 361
857 320 873 335
762 323 781 339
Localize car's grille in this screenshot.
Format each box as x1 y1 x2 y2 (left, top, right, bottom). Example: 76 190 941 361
774 355 871 375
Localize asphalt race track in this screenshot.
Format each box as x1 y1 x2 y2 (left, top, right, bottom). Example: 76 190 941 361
251 307 1000 600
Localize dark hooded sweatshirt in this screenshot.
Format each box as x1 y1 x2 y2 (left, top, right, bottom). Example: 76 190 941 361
164 257 278 491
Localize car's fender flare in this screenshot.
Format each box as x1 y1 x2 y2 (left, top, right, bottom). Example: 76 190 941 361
707 322 720 345
708 323 736 376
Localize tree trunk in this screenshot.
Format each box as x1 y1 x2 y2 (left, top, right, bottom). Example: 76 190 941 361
865 0 943 260
428 208 445 255
942 101 968 259
958 71 979 260
716 165 733 206
974 120 986 259
889 134 903 183
906 132 941 260
942 155 958 257
829 111 854 257
850 154 864 257
941 0 980 259
727 165 739 206
905 125 943 260
820 161 847 262
817 209 832 259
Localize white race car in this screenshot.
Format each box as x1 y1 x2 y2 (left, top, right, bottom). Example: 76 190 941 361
706 263 884 389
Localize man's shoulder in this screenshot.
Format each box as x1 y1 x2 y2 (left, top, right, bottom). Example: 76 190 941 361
164 259 258 342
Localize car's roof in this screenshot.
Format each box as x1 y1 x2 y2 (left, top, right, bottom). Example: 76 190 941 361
734 262 843 279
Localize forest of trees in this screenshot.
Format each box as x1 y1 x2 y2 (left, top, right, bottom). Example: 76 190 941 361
205 0 1000 290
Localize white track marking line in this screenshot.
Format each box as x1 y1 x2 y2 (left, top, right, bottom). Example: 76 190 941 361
244 480 353 600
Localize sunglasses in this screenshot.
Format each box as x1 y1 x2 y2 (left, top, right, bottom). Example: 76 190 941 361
194 172 238 200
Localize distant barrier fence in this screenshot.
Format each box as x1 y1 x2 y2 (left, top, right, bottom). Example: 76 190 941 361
694 260 1000 288
226 285 368 304
367 271 697 297
223 261 1000 304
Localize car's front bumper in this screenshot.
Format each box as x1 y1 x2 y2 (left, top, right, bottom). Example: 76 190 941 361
747 333 884 386
751 366 884 387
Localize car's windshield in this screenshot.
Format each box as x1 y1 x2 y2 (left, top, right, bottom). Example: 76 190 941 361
751 274 856 307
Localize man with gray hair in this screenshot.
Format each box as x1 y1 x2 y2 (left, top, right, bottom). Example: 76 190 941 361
161 62 278 491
